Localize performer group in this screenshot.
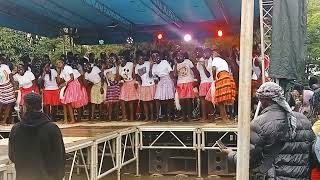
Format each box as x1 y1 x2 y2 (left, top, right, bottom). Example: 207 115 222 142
0 45 267 124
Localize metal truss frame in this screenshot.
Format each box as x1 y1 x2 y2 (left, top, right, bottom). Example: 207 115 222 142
200 127 238 151
117 128 140 180
93 128 139 180
0 128 140 180
1 125 240 179
138 126 202 178
149 0 183 28
0 164 9 180
81 0 133 30
65 141 94 180
95 133 118 179
260 0 274 53
0 163 15 180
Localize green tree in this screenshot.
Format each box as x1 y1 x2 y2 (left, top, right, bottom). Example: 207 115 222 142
306 0 320 68
0 28 32 63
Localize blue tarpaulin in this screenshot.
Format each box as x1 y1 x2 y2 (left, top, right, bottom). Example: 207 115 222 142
0 0 259 44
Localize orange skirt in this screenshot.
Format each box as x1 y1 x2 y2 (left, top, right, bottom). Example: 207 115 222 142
214 71 236 105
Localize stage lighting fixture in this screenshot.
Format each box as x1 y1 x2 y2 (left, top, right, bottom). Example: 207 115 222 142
98 39 104 45
218 30 223 37
126 36 133 44
184 34 192 42
157 33 163 40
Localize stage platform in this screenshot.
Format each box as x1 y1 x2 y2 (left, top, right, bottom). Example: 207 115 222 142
0 121 238 180
0 121 147 133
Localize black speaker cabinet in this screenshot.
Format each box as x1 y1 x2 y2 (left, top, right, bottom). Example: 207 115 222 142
208 150 233 175
149 149 197 175
149 149 169 174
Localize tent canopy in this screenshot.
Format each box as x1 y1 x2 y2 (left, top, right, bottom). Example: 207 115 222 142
0 0 259 44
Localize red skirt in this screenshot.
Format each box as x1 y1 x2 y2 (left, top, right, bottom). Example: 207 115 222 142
43 89 61 106
19 85 39 106
311 168 320 180
176 82 194 99
119 80 139 102
139 85 156 102
199 82 211 97
61 80 88 108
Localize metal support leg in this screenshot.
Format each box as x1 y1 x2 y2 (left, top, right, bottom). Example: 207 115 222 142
3 167 7 180
91 143 98 180
197 130 202 178
135 131 140 177
116 135 121 180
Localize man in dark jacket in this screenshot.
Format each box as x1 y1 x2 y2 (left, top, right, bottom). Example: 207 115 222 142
9 93 65 180
225 82 315 179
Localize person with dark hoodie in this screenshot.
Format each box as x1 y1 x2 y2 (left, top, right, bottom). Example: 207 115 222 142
223 82 315 179
8 93 65 180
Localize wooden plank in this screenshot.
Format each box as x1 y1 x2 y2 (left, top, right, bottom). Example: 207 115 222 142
237 0 255 179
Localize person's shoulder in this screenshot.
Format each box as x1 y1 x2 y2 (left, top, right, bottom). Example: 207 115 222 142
213 57 222 61
144 61 150 65
161 60 170 65
1 64 10 69
135 63 141 69
293 111 308 120
251 114 266 126
51 69 58 74
144 61 151 67
11 122 22 132
185 59 194 65
251 110 282 128
64 65 73 70
25 70 34 76
93 66 100 71
43 122 62 133
293 112 312 127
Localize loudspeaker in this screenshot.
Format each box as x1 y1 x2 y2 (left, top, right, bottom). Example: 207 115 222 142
149 149 197 175
149 149 169 174
208 150 232 175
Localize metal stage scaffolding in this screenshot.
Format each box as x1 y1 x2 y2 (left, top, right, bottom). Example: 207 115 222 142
0 125 140 180
137 122 238 178
0 122 238 180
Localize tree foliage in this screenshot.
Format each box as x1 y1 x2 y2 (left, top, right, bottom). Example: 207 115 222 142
307 0 320 61
0 27 126 64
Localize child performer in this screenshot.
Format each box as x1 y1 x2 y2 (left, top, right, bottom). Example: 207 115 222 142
84 62 105 120
150 50 175 121
104 54 121 121
197 48 213 121
57 59 88 124
135 50 155 121
0 55 16 124
211 50 236 122
174 50 199 121
40 63 61 119
119 51 139 121
13 64 39 107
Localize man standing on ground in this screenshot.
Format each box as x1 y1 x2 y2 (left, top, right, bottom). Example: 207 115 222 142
9 93 65 180
224 82 315 179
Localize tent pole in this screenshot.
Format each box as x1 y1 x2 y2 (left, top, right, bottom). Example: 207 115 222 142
63 35 66 55
237 0 254 179
254 0 267 119
259 0 266 84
